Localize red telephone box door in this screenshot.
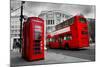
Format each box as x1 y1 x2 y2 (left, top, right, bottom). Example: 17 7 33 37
30 17 44 61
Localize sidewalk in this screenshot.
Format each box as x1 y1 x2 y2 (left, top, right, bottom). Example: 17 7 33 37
11 50 90 67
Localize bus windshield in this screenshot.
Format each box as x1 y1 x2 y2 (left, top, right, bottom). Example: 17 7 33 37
79 18 86 23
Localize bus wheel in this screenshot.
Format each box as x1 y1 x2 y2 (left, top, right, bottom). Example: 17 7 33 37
65 44 69 49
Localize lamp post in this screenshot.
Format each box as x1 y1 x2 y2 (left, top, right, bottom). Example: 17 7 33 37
19 1 25 52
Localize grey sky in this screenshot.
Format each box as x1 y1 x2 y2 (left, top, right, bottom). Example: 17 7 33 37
11 0 95 18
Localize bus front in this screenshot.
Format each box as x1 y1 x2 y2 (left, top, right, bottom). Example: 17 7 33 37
78 16 89 48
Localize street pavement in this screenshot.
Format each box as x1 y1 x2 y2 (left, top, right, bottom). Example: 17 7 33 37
47 43 95 61
10 43 95 67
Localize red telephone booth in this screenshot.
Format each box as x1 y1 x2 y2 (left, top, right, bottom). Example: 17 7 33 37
22 17 44 61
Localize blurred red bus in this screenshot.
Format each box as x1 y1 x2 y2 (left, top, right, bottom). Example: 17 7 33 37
47 15 89 49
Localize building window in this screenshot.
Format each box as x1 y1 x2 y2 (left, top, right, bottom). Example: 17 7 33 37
63 14 65 17
46 20 48 25
48 20 50 25
51 20 52 24
11 26 14 28
47 20 54 25
19 34 20 36
53 20 54 24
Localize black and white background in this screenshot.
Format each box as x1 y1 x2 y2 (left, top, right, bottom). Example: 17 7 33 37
0 0 99 67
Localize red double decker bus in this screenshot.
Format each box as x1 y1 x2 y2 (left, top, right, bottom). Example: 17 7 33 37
47 15 89 49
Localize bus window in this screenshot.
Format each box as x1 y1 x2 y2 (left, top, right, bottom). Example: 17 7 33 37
58 37 63 43
47 39 49 42
64 21 68 27
79 18 86 23
50 38 52 42
69 18 74 25
52 38 56 42
67 18 74 26
64 35 72 40
83 27 88 30
81 31 88 35
49 38 50 42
